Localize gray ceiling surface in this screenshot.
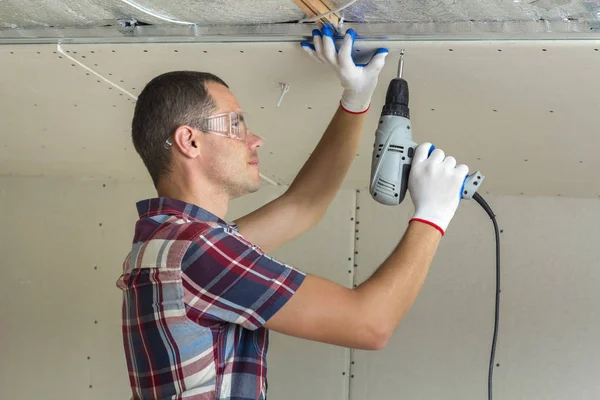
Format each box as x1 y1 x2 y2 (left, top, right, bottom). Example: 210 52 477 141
0 0 304 29
331 0 600 23
1 0 600 30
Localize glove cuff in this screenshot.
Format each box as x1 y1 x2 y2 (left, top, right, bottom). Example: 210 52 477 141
409 218 445 236
341 89 372 114
410 202 458 236
340 100 370 114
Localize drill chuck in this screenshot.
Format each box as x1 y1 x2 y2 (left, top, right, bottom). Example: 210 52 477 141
382 78 410 119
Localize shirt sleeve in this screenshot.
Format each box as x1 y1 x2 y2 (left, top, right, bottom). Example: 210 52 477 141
181 225 306 330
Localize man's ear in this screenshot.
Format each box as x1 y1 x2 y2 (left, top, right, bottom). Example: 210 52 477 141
173 125 201 158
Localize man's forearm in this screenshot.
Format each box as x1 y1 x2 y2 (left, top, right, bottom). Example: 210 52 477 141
354 221 442 339
287 105 367 215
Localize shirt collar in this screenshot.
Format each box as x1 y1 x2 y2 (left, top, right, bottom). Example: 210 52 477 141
136 197 229 226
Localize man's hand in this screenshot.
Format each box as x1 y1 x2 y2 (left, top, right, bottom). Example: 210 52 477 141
408 143 469 236
301 25 388 113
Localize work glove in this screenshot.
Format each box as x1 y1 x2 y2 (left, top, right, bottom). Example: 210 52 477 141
301 25 388 114
408 143 469 236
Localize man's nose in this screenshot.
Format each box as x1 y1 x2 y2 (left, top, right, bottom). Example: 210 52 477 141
247 131 263 149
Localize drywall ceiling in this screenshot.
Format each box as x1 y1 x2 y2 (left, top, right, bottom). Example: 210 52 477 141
1 39 600 198
2 0 600 29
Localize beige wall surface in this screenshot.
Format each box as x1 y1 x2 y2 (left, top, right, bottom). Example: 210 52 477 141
350 192 600 400
2 176 599 399
0 177 354 400
2 37 600 400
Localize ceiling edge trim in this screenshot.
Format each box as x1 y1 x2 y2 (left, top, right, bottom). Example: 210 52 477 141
2 21 600 44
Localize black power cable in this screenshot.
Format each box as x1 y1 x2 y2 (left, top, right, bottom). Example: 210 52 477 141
472 192 500 400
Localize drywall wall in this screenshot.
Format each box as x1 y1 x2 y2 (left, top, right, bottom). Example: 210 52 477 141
2 175 599 399
0 176 354 400
228 186 356 400
350 191 600 400
2 35 600 400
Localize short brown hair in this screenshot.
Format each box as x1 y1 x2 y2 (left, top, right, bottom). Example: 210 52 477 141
131 71 229 186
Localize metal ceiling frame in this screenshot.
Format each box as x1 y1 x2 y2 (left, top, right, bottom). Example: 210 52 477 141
2 20 600 45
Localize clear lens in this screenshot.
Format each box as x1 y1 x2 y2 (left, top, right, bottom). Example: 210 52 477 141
206 114 228 135
205 112 247 141
231 112 247 140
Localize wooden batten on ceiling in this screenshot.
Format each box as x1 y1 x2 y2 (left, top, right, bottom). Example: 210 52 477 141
292 0 340 25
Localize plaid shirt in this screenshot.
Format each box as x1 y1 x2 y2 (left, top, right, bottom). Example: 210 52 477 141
116 197 306 399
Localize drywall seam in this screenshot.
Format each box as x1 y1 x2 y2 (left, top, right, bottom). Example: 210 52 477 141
56 43 137 98
55 43 279 186
347 188 359 400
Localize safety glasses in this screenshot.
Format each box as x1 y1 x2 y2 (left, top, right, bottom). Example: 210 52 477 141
164 111 249 149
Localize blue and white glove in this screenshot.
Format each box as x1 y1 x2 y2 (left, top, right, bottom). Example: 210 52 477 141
408 143 469 236
301 25 389 114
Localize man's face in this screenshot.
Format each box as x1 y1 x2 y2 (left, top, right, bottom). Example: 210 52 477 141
199 82 264 199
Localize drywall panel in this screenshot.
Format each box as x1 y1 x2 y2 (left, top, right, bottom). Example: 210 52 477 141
3 40 600 198
350 190 600 399
0 176 156 400
228 187 356 400
0 177 107 399
0 44 143 180
0 176 354 400
83 177 156 400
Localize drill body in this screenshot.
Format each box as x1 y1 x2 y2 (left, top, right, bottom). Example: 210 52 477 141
370 112 417 205
370 60 484 206
370 77 418 205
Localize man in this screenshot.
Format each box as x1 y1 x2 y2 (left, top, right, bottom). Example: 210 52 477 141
117 26 468 400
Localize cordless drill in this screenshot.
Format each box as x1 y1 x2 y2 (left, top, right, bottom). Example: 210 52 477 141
369 50 485 205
